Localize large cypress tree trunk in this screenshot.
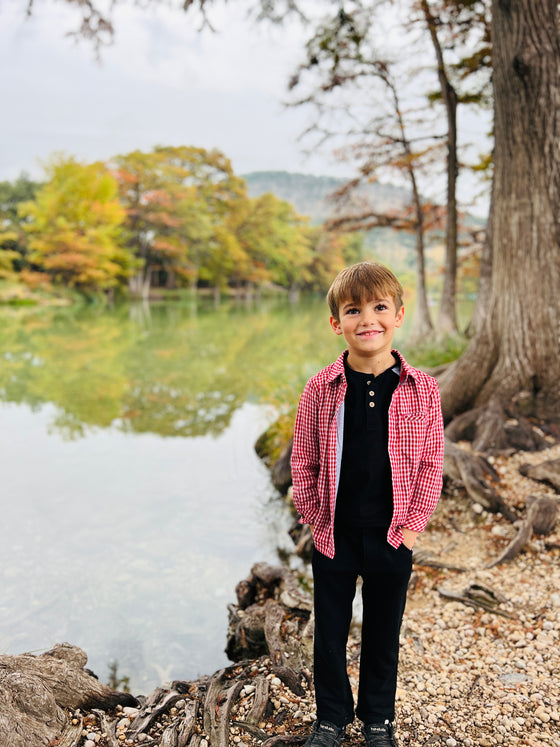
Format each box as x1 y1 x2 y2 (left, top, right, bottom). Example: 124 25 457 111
439 0 560 446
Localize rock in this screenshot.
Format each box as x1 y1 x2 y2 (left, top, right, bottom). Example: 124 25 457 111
270 440 293 495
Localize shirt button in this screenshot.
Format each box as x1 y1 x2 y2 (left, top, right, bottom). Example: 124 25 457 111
366 380 371 385
369 390 374 396
369 401 375 408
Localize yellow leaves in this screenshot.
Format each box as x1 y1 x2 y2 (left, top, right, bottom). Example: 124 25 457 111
20 155 131 293
7 145 346 297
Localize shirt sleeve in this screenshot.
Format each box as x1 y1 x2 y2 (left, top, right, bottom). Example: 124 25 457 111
402 381 445 533
290 378 322 526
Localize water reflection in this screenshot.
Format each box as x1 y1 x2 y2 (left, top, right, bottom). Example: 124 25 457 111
0 297 346 693
0 297 343 439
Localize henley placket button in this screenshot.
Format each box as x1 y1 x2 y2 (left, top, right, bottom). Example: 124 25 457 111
369 401 375 408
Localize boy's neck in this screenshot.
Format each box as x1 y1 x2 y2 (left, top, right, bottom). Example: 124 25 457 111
346 349 397 376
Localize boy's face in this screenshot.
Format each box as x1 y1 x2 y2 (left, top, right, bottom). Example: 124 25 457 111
330 295 405 365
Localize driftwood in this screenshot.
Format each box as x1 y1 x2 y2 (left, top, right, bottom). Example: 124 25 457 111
0 643 137 747
226 562 313 670
486 494 559 568
437 583 514 618
121 659 309 747
443 438 518 521
411 548 467 572
519 457 560 492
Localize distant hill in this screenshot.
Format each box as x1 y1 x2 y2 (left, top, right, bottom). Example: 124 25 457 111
242 170 417 271
242 171 485 277
242 171 409 224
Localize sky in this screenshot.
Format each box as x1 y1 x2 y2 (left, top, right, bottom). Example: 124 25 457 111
1 0 491 215
1 0 340 179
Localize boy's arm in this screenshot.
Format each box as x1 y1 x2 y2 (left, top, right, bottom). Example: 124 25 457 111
291 380 321 527
402 382 445 535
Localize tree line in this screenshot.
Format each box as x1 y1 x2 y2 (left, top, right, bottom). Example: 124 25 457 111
0 146 363 299
8 0 560 435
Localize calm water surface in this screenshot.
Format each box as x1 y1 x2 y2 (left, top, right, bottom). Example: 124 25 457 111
0 297 354 692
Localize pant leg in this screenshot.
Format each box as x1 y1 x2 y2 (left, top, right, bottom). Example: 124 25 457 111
355 529 412 724
311 529 360 727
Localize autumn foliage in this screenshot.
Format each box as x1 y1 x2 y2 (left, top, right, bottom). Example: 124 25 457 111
2 147 360 298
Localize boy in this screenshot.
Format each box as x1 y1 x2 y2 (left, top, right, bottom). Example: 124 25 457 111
291 262 444 747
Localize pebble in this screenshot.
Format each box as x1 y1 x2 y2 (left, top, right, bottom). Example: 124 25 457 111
70 444 560 747
84 742 95 747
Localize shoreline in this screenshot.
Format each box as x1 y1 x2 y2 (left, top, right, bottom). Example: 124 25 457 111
77 444 560 747
2 444 559 747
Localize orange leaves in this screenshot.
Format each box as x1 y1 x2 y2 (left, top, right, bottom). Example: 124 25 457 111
20 155 132 293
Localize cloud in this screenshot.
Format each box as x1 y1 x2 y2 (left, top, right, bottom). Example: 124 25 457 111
0 0 344 181
0 0 489 217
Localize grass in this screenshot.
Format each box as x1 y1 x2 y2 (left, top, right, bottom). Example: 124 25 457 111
403 333 469 370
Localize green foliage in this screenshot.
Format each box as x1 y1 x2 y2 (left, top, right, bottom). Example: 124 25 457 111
107 660 131 693
254 412 295 466
2 144 472 302
20 155 134 294
401 333 468 369
0 297 345 439
110 147 338 296
0 173 41 275
3 147 354 300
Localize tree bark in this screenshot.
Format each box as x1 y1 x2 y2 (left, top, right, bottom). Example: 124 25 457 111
421 0 459 336
408 162 434 342
0 643 137 747
439 0 560 435
389 77 433 342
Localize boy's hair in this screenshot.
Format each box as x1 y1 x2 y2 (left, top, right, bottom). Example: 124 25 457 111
327 262 404 321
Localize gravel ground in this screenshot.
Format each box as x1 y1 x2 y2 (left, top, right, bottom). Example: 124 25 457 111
76 445 560 747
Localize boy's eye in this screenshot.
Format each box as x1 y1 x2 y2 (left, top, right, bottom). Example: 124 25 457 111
375 303 388 311
345 307 360 315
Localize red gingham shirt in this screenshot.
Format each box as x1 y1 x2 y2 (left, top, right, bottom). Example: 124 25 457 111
291 350 444 558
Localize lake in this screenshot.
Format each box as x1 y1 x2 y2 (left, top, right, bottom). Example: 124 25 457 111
0 293 454 694
0 296 354 693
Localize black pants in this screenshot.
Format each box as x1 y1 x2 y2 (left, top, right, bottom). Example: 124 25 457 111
311 525 412 727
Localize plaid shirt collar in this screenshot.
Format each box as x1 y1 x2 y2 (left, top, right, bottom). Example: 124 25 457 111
326 349 414 385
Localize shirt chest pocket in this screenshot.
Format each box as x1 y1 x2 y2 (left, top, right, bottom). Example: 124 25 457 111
396 411 429 458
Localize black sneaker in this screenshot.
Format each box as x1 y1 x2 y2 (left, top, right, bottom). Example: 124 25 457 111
362 721 398 747
304 720 346 747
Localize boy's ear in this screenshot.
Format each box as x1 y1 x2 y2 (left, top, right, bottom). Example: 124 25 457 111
395 306 405 327
330 316 343 335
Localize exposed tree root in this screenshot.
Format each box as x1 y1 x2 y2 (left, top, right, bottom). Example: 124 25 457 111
444 399 551 454
486 495 559 568
443 438 517 521
226 562 313 670
0 643 137 747
519 457 560 491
